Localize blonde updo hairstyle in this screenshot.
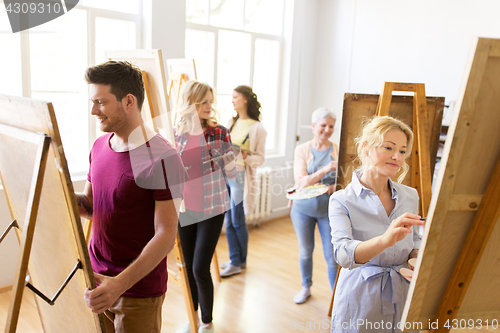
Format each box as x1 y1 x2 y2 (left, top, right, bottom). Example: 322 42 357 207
354 116 413 183
174 80 218 135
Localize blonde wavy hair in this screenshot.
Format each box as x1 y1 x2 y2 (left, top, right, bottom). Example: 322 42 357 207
174 80 219 135
354 116 414 183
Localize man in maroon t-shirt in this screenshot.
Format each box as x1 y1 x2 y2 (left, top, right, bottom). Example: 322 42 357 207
76 61 187 333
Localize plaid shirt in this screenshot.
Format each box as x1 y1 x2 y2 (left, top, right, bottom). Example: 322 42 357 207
175 124 237 217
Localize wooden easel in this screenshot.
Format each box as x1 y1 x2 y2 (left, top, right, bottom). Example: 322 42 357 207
402 37 500 332
376 82 432 217
0 95 104 333
166 58 197 109
167 73 189 108
328 83 441 316
143 70 199 333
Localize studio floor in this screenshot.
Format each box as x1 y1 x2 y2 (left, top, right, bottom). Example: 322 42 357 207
0 216 497 332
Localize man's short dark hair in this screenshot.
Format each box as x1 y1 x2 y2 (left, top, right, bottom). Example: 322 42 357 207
85 61 145 110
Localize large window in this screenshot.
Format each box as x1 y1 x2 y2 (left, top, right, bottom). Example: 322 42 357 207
0 1 141 175
185 0 285 153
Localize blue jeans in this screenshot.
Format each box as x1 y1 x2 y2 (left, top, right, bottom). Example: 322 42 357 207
290 205 338 290
225 170 248 267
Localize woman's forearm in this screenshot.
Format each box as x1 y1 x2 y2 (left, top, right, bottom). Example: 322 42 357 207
353 235 387 264
296 165 329 188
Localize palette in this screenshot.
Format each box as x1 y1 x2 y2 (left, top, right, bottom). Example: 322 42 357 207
400 267 414 282
286 184 328 200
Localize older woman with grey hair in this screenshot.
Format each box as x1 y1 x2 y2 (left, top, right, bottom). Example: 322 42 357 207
290 107 339 304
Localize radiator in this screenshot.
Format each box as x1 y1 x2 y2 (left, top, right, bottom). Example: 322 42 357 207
246 167 273 224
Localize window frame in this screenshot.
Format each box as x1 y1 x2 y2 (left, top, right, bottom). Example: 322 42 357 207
1 1 142 178
185 1 286 155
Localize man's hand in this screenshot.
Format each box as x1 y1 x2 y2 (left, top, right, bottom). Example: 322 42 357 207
84 273 126 314
76 181 93 219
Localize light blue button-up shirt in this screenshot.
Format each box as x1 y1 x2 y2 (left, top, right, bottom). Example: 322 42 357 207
329 170 420 333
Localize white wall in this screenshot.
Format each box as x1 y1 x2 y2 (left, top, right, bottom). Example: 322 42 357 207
268 0 500 219
313 0 500 123
311 0 357 145
143 0 186 59
295 0 319 145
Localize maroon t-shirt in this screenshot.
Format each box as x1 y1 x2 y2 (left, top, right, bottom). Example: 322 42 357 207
87 133 187 298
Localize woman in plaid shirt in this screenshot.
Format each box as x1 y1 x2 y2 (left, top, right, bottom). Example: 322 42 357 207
173 81 237 333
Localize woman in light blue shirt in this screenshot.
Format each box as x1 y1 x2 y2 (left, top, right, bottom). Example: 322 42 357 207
329 116 424 333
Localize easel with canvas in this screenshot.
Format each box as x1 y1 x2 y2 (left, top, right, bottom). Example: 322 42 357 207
167 73 189 107
166 58 197 108
328 83 444 316
165 58 222 283
376 82 433 217
402 37 500 332
0 95 105 333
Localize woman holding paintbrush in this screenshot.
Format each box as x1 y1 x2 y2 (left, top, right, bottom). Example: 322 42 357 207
290 107 339 304
329 116 423 333
173 80 237 333
220 85 267 277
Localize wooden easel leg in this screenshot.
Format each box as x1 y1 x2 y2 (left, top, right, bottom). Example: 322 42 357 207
327 267 342 317
375 82 432 218
142 71 160 133
5 135 50 333
0 174 21 243
143 69 197 332
175 80 182 107
376 82 394 116
83 219 93 244
430 155 500 333
212 249 221 283
173 234 199 333
415 86 432 217
411 99 421 193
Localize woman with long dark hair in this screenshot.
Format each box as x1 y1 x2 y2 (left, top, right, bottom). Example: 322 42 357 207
219 85 267 277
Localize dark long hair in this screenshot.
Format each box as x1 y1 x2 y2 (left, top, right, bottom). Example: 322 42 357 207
230 85 261 131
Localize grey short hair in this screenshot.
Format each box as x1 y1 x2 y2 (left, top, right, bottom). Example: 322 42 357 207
311 107 336 124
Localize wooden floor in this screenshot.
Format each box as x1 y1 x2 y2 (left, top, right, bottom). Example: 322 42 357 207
0 216 498 332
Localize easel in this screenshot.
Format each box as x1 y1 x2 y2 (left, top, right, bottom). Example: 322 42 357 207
166 58 222 284
402 37 500 332
0 95 104 333
166 58 197 110
144 70 200 333
376 82 432 217
328 82 441 316
167 73 189 108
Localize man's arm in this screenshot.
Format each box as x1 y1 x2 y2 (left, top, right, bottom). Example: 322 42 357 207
76 181 93 219
84 198 181 314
